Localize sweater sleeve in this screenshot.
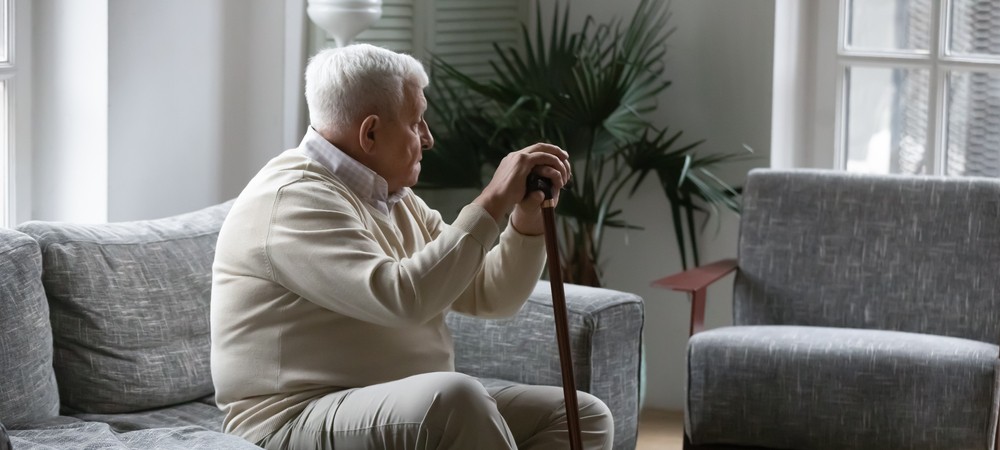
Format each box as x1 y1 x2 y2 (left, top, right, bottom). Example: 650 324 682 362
448 222 547 318
264 181 500 327
407 193 547 318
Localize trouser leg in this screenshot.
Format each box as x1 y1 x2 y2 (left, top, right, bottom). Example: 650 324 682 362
259 372 516 450
487 383 614 450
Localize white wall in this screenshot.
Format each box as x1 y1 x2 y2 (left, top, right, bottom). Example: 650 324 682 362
536 0 776 410
106 0 286 222
26 0 287 224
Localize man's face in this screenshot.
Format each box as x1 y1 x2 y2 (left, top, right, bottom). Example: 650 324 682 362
372 81 434 194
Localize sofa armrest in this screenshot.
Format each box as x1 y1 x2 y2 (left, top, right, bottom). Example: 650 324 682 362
446 281 644 450
0 421 11 450
652 258 737 336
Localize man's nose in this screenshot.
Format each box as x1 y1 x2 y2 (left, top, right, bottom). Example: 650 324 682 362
421 126 434 150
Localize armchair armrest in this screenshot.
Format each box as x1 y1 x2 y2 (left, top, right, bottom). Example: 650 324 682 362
446 281 644 450
651 258 737 336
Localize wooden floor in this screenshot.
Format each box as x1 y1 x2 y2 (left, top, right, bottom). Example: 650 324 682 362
636 409 684 450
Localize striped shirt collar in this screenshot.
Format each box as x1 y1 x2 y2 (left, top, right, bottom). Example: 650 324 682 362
298 127 409 216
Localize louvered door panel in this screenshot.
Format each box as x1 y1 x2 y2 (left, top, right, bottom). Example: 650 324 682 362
307 0 526 81
431 0 525 80
354 1 416 54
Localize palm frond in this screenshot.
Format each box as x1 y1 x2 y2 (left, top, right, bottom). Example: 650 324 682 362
423 0 747 285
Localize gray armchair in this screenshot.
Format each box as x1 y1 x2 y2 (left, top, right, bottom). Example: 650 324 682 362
655 169 1000 450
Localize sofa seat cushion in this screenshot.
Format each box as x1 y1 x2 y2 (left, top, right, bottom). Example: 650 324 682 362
0 228 60 426
687 325 998 450
17 201 234 414
72 401 226 432
7 419 259 450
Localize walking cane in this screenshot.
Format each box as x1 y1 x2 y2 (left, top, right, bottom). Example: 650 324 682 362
528 175 584 450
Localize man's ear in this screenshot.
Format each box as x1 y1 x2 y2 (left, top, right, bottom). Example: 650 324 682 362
359 115 379 154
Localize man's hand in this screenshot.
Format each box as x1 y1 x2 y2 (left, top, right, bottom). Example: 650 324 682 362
473 143 571 235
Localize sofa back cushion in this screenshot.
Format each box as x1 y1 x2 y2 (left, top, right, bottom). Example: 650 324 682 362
734 169 1000 343
0 228 60 426
17 201 234 414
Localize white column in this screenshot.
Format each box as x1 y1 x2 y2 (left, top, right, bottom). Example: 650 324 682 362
31 0 109 222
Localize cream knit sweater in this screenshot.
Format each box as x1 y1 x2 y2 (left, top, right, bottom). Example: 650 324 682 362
210 137 546 444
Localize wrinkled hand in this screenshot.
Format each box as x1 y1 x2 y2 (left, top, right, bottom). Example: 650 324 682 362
473 143 571 235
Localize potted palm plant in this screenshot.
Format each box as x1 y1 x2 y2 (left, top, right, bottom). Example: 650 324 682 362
418 0 749 287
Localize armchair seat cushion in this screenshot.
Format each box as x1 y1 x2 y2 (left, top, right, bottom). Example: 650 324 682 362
687 325 998 450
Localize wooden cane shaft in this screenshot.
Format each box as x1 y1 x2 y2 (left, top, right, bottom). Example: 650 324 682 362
541 205 584 450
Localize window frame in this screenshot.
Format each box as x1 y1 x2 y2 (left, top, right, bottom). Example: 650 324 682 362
773 0 1000 175
0 0 13 227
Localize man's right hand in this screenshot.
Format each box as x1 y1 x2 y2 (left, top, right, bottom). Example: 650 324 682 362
473 143 570 226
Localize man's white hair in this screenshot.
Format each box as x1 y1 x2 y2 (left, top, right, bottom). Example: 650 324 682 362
305 44 429 135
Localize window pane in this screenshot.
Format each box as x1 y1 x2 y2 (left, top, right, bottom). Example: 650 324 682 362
945 71 1000 176
845 66 931 174
0 0 7 63
847 0 933 53
948 0 1000 58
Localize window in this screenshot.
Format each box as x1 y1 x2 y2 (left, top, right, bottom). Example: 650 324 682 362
835 0 1000 176
0 0 11 226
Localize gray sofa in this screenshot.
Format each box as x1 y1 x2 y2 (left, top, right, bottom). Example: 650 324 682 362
0 200 644 449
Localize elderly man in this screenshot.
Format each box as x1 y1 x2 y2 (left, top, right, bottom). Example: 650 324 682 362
210 44 613 450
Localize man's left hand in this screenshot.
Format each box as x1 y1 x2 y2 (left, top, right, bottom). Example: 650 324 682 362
510 157 572 236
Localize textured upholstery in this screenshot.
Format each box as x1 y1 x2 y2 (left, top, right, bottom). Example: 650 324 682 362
12 402 245 448
734 169 1000 342
687 169 1000 450
0 228 60 427
689 326 997 450
448 281 644 450
7 420 260 450
5 200 642 449
72 401 227 432
0 422 10 450
17 201 235 414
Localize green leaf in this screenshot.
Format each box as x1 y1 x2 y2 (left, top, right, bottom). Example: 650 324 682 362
423 0 748 286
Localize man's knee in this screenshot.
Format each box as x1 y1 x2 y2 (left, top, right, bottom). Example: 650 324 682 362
416 373 514 449
577 391 614 443
423 372 495 414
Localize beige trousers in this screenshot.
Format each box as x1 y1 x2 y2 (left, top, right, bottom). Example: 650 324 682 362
258 372 614 450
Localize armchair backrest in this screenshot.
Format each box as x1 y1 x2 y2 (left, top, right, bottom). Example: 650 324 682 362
733 169 1000 343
